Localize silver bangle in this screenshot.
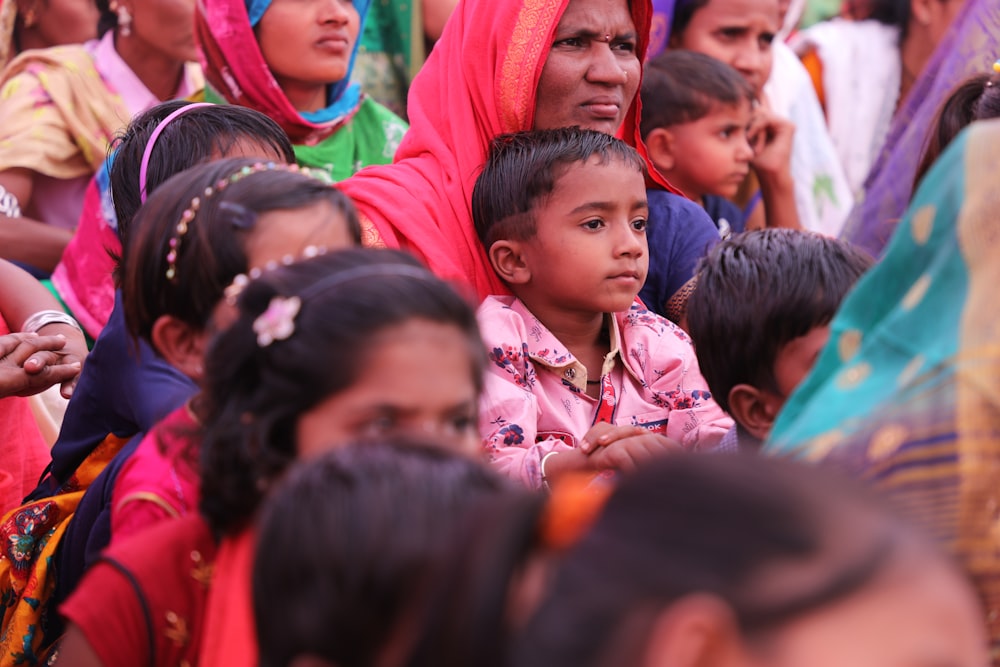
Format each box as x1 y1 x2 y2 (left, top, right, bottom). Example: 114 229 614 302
21 309 83 335
0 184 21 218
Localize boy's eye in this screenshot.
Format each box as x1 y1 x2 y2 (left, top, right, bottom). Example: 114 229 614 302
631 218 648 232
717 27 746 40
582 219 605 230
362 415 397 436
759 32 775 46
448 412 476 434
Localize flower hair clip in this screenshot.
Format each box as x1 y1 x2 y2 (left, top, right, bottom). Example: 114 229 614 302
253 295 302 347
164 161 306 281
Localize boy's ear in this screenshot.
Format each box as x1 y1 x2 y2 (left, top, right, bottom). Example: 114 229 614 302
727 383 781 442
644 128 676 174
489 240 531 285
641 594 744 667
150 315 207 382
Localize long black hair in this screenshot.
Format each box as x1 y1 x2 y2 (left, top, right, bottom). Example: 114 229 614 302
197 247 486 536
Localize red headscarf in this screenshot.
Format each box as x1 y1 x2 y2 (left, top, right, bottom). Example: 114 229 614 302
339 0 676 300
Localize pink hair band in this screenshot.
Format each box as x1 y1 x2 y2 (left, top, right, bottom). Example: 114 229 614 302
138 102 214 204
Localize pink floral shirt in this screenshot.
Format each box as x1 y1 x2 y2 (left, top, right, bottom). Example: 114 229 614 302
478 296 732 488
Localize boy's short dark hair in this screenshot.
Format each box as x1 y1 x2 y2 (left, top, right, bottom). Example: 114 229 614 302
686 229 873 413
639 50 756 141
472 127 646 252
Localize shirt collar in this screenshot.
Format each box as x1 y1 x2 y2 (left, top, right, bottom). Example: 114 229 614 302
508 299 639 392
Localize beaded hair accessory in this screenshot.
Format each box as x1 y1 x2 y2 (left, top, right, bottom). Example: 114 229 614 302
224 245 329 305
138 102 213 204
164 161 309 281
248 264 440 348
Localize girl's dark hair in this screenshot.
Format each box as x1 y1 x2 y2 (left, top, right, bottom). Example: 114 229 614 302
406 488 547 667
514 455 924 667
914 71 1000 188
121 157 360 344
254 440 510 667
198 247 486 536
110 100 296 249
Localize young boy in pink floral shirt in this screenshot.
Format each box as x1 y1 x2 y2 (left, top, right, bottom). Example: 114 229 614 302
472 128 732 489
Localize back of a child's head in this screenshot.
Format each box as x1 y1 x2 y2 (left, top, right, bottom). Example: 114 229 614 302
255 439 509 667
110 101 295 246
514 454 964 667
121 157 360 345
198 247 484 537
915 69 1000 188
639 50 756 141
686 229 872 413
472 128 646 253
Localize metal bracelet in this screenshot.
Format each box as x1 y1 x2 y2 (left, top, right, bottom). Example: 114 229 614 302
21 309 83 335
0 184 21 218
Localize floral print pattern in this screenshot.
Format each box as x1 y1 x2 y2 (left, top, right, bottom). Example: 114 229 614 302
478 296 732 488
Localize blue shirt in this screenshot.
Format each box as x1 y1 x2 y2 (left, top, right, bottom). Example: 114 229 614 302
639 190 721 322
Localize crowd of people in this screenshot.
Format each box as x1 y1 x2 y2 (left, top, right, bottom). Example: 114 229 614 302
0 0 998 664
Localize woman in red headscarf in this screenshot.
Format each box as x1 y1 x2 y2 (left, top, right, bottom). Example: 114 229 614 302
341 0 720 320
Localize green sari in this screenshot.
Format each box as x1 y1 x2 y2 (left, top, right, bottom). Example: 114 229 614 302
766 119 1000 658
202 87 406 182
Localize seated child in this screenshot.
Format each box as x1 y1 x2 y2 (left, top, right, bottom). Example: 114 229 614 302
472 128 732 489
686 229 873 452
640 50 756 238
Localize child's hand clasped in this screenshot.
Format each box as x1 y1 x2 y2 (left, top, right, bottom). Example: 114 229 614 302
0 332 83 398
581 422 680 472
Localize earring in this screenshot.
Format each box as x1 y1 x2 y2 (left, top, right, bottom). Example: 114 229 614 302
117 4 132 36
22 5 37 28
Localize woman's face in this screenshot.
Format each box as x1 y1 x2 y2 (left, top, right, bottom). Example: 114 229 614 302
24 0 98 49
256 0 361 111
125 0 198 63
533 0 641 135
296 318 481 458
671 0 778 95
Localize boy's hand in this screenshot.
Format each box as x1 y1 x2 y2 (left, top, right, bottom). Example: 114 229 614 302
748 104 795 180
587 432 680 473
579 422 647 454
